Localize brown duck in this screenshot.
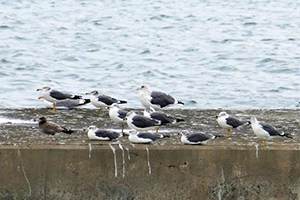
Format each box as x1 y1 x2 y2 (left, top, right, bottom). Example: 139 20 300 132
38 116 74 135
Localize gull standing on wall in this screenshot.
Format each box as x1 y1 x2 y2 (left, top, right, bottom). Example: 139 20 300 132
37 86 82 113
108 103 128 133
250 116 292 143
125 111 161 133
86 90 127 116
216 111 250 137
137 85 184 109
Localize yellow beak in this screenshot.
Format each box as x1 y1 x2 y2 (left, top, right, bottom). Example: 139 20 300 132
38 96 44 99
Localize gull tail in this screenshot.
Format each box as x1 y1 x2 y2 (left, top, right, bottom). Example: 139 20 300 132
118 100 127 104
160 134 170 139
240 120 251 127
178 101 184 105
62 128 74 134
175 118 185 123
280 132 293 139
79 99 91 106
70 95 82 100
213 134 224 139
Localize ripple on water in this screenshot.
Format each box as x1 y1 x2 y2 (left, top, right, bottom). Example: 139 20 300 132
0 0 299 108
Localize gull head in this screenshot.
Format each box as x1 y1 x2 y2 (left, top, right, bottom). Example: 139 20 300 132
125 111 136 120
108 103 120 110
88 125 98 131
137 85 151 93
37 86 51 92
86 90 99 96
180 130 190 136
216 111 228 118
38 116 47 124
250 116 257 124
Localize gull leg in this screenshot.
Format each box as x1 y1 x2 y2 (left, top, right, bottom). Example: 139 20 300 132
50 103 57 113
99 108 104 116
156 127 160 134
263 140 268 145
121 124 128 136
226 129 232 137
121 124 125 133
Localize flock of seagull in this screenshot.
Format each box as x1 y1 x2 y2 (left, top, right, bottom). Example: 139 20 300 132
36 85 294 145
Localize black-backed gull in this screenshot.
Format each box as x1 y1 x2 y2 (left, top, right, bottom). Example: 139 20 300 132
137 85 184 109
216 111 249 137
86 90 127 116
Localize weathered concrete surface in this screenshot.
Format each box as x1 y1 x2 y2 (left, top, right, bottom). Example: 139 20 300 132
0 108 299 199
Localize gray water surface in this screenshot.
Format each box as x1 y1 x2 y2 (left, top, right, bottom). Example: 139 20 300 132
0 0 299 109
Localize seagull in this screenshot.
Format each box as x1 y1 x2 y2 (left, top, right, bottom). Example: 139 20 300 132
216 111 250 137
38 116 74 135
179 130 221 145
87 125 122 141
43 99 90 109
128 130 169 144
250 116 292 141
37 86 82 113
86 90 127 116
108 103 128 133
137 85 184 109
143 107 184 132
125 111 161 133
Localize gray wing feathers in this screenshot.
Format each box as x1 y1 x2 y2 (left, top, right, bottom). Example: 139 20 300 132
187 133 211 142
50 90 81 100
95 130 121 140
132 115 160 128
260 122 281 136
137 133 160 141
150 91 175 108
118 110 128 119
226 116 246 128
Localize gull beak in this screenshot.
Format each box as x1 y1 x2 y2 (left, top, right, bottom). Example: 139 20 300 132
216 115 219 118
107 106 111 109
37 88 42 91
137 87 141 91
38 96 44 99
85 92 91 95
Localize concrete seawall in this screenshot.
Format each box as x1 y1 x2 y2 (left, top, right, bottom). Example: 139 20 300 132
0 108 299 199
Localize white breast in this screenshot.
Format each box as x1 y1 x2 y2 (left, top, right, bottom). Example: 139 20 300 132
109 108 124 124
88 130 110 140
129 134 152 144
138 92 153 108
90 96 106 108
217 117 232 129
251 123 270 139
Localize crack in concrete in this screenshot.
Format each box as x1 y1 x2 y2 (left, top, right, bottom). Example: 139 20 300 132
17 149 32 196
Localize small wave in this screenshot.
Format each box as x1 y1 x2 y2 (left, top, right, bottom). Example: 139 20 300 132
140 49 151 54
0 25 10 29
243 22 257 26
